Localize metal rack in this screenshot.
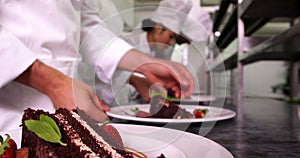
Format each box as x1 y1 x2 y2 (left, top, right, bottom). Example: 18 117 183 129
209 0 300 115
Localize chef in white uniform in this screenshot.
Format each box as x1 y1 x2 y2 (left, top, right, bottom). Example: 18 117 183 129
110 0 193 104
0 0 195 131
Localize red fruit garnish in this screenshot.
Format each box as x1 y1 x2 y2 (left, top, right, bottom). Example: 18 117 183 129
194 110 203 118
193 109 208 118
0 134 17 158
101 124 123 148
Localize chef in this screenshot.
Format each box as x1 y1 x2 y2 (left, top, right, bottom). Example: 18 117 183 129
109 0 193 105
0 0 194 131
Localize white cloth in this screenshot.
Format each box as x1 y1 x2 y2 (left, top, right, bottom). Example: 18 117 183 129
150 0 192 34
0 0 133 131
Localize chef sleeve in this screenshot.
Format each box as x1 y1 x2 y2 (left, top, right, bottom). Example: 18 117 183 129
79 0 133 84
0 27 37 88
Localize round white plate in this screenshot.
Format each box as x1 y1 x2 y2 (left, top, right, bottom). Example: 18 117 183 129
1 124 233 158
171 94 216 103
106 104 236 124
116 124 234 158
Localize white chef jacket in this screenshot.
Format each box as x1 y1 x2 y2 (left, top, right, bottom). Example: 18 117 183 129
109 30 152 104
123 30 154 57
0 0 133 131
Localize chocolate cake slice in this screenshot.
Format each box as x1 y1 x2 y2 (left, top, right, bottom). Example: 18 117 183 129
149 95 193 119
21 108 133 158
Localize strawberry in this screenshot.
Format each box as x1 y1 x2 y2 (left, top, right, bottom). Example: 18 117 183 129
193 108 208 118
101 124 123 149
131 108 152 118
0 134 17 158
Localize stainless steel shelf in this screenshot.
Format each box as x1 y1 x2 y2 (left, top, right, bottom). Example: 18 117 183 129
240 22 300 65
209 50 237 72
210 37 266 71
239 0 300 19
212 0 300 71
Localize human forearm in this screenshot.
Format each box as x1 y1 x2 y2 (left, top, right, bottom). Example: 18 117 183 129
14 60 109 121
14 60 70 97
118 49 155 73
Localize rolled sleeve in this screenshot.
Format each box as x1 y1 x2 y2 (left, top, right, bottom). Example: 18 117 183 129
96 38 132 84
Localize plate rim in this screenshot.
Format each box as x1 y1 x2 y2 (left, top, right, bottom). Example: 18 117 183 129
106 104 236 124
114 123 234 158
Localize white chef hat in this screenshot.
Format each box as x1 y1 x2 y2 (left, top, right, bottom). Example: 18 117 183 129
181 6 213 42
150 0 192 34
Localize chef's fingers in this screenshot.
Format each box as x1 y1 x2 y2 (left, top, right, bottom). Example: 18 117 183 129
96 97 110 112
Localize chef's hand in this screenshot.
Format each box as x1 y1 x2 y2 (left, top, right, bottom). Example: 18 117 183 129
118 50 194 99
129 74 167 102
136 60 194 99
15 60 109 122
52 78 110 122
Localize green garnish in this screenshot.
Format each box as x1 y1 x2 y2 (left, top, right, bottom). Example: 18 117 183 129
202 109 208 115
24 115 67 146
0 134 11 155
40 115 61 138
101 120 110 126
131 107 140 113
151 92 174 101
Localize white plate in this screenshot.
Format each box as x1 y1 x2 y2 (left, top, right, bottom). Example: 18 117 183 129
106 104 236 124
171 94 216 103
0 124 233 158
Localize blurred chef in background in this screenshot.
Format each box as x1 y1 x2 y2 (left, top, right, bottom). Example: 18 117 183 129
110 1 213 105
95 0 192 105
0 0 194 131
107 0 194 105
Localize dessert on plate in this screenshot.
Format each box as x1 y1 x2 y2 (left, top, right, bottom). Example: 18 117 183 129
21 108 133 158
149 95 193 119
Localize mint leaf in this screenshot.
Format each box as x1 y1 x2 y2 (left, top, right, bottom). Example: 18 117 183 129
25 120 67 146
40 115 61 138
